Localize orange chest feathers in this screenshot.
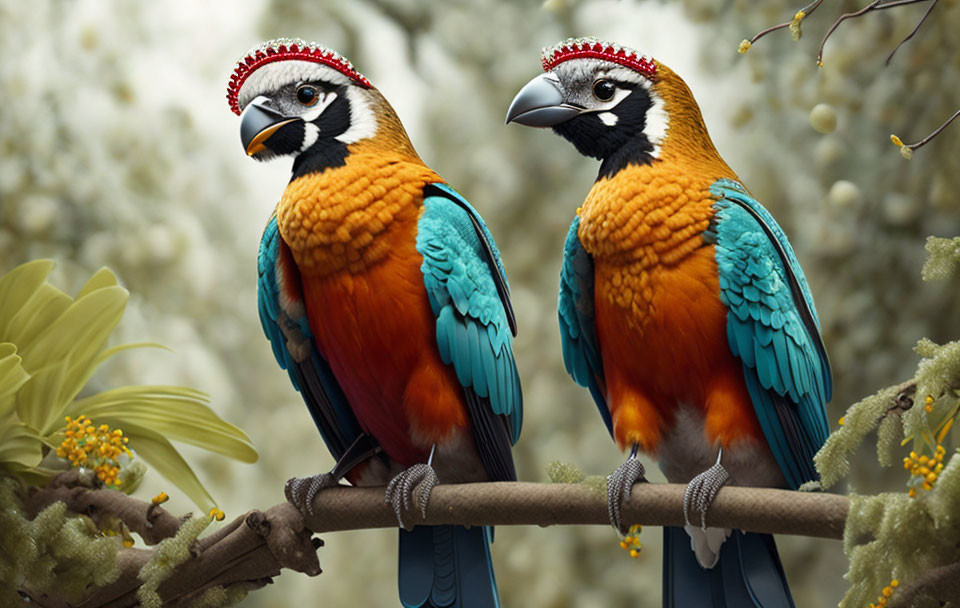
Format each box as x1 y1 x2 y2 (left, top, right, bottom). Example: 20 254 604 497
272 153 469 463
577 163 763 450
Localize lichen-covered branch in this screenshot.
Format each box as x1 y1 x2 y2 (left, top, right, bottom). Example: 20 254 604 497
15 475 320 608
887 560 960 607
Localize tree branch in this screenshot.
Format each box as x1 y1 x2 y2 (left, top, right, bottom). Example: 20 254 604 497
297 482 848 539
887 560 960 607
17 476 854 606
19 476 321 608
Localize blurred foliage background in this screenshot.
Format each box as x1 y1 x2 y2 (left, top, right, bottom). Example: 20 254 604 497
1 0 958 606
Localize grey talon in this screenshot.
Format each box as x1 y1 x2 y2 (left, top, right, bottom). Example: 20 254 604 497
385 462 439 530
284 473 338 516
682 450 731 530
607 454 647 534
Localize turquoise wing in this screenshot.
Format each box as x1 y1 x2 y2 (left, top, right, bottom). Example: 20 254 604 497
258 215 363 460
707 179 832 489
417 183 521 482
559 216 611 435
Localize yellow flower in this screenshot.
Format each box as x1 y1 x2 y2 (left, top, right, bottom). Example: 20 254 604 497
209 508 226 521
738 40 752 54
152 492 169 505
57 415 132 489
890 134 904 147
838 416 845 426
618 524 642 559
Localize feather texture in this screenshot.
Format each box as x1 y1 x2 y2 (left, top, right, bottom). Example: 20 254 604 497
558 216 611 435
709 179 831 489
257 214 362 460
416 185 522 449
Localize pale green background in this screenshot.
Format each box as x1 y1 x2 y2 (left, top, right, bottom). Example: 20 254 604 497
2 0 958 605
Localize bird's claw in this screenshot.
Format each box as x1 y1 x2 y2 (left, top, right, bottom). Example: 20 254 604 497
385 463 438 530
607 458 647 534
284 472 338 516
682 459 730 530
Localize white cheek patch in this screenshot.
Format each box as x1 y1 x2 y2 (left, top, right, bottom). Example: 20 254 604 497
301 91 338 122
642 83 669 158
301 123 320 151
335 86 376 144
598 112 618 126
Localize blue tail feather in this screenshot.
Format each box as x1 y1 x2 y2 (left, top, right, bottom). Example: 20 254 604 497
663 526 794 608
399 525 500 608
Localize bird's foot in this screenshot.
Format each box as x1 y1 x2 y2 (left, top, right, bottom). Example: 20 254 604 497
607 448 647 534
385 463 438 530
284 472 339 516
682 450 730 530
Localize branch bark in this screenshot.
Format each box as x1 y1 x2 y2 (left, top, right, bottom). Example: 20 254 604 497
19 477 852 606
888 560 960 607
19 474 321 608
300 481 849 539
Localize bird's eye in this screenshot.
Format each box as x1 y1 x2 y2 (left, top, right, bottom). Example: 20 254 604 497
296 85 320 106
592 79 616 101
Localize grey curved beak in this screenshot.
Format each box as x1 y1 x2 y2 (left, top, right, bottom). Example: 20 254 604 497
240 97 300 156
505 72 582 127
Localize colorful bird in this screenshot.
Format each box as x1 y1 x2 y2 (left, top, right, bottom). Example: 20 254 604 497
229 38 522 608
507 38 831 607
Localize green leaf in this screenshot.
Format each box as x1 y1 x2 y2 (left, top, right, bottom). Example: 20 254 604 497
16 362 67 432
4 285 73 353
121 423 216 512
0 422 43 469
16 286 128 433
67 387 258 464
75 267 119 299
0 259 56 338
0 343 30 418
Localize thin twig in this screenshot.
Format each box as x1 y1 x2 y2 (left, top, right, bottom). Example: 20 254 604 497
817 0 883 66
746 0 825 45
885 0 938 64
902 108 960 151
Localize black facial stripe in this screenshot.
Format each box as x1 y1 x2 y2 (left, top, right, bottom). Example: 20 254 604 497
552 85 656 180
290 85 352 180
265 121 305 157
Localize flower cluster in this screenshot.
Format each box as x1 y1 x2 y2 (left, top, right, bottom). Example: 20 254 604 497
903 445 946 498
56 415 132 488
867 579 898 608
618 524 642 559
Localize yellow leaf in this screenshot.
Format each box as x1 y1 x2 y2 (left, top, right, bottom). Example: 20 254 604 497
121 423 216 512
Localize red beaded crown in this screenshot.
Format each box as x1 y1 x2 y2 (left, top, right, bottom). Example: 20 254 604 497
540 38 657 80
226 38 370 115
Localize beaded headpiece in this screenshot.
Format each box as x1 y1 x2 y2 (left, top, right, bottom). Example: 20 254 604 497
540 37 657 80
226 37 370 115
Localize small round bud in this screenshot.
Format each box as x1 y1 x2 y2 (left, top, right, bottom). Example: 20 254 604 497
828 180 862 210
809 104 837 134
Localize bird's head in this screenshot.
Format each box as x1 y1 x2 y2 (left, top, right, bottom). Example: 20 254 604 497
506 38 716 177
227 38 411 173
